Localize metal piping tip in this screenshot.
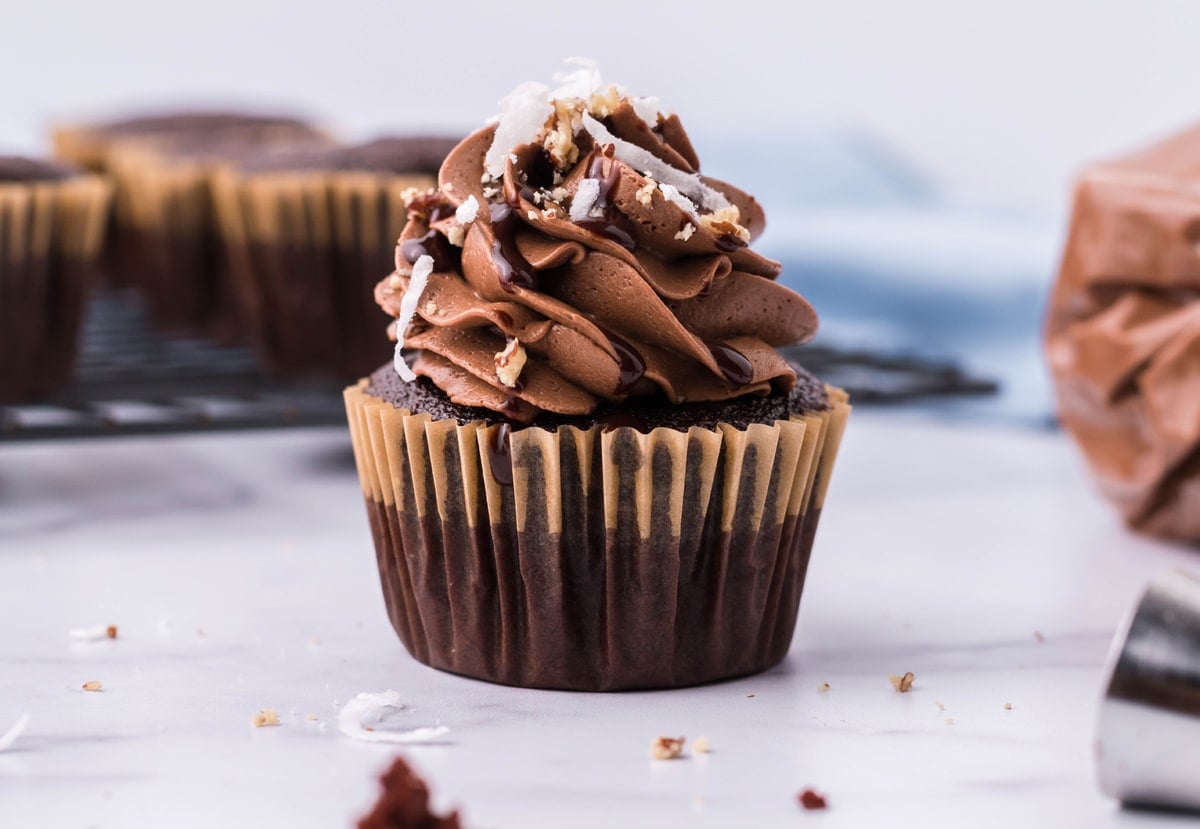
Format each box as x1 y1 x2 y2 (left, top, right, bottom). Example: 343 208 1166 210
1097 569 1200 812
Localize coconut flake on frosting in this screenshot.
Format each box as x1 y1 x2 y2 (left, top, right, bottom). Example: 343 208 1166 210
658 183 699 220
580 112 731 213
392 254 434 382
484 82 555 179
569 178 602 221
455 194 479 224
484 58 666 181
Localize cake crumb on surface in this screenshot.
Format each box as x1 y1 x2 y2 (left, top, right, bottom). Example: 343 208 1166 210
1004 702 1013 711
889 672 915 693
650 736 685 760
817 682 831 692
82 680 102 692
692 736 711 754
357 756 462 829
69 625 118 642
934 701 945 712
1034 630 1046 643
945 717 956 725
252 708 281 727
798 788 827 810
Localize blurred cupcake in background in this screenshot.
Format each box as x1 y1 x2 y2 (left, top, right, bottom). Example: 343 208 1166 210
211 136 459 378
0 157 110 401
53 111 331 336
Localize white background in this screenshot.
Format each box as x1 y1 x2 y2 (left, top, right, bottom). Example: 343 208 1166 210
3 0 1200 210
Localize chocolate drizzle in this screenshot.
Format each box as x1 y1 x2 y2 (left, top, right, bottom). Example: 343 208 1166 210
489 203 537 292
400 229 457 272
707 340 754 385
400 201 459 271
603 329 647 394
486 423 514 486
575 151 638 251
715 232 748 253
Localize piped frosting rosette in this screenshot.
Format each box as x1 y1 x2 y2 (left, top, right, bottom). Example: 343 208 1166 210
375 60 817 424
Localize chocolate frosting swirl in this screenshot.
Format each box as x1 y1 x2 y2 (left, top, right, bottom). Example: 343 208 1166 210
375 91 817 423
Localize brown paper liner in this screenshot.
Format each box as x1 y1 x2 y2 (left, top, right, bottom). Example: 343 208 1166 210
344 380 850 691
0 175 111 400
212 169 435 377
101 141 238 334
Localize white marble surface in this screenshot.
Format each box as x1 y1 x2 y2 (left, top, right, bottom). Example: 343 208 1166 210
2 412 1198 828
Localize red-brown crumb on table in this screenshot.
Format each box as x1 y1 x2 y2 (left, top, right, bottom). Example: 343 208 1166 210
358 756 462 829
798 788 828 810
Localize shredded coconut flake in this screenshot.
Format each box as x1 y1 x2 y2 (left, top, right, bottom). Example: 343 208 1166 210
659 183 699 220
551 56 605 101
0 713 30 752
569 178 602 221
675 223 695 241
392 255 434 382
455 194 479 224
69 625 116 642
580 112 730 212
485 82 555 179
337 691 450 745
631 95 662 126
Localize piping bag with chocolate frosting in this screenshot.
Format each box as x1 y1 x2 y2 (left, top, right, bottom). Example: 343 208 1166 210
1047 122 1200 543
375 58 818 424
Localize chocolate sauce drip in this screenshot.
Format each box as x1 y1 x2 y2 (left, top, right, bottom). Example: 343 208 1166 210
707 340 754 385
575 152 638 251
604 329 647 394
485 423 514 486
715 232 748 253
525 148 556 189
489 203 537 292
400 228 457 272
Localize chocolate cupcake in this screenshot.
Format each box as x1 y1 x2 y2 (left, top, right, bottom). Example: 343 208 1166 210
0 157 110 401
1048 124 1200 543
211 136 459 377
344 62 850 690
53 111 331 334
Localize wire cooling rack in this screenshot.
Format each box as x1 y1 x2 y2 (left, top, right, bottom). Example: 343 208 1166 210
0 288 996 442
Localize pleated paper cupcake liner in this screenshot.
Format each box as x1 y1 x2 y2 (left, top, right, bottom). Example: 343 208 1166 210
345 379 850 691
212 169 434 377
0 176 111 400
103 143 234 334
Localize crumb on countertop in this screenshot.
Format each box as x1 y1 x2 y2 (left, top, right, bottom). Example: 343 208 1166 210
798 788 828 810
817 682 831 692
889 672 915 693
693 736 711 754
1004 702 1013 711
650 736 685 760
82 680 102 692
252 708 281 727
